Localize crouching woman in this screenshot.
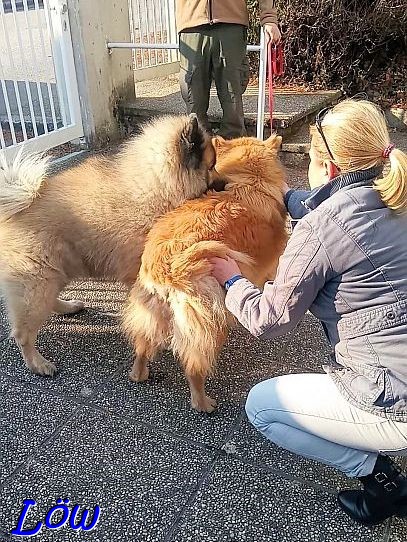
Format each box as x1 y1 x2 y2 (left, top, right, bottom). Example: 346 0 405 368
211 98 407 525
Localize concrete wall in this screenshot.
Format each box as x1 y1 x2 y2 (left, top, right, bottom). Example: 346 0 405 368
134 61 179 82
68 0 136 146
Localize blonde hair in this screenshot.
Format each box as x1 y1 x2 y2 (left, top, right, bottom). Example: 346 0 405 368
310 99 407 211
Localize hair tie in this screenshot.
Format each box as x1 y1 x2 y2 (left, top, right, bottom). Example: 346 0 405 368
382 144 395 159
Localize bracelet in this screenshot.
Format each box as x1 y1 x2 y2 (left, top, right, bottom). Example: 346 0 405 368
224 274 243 291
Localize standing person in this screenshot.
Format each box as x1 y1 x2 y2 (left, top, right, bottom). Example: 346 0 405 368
210 98 407 525
176 1 281 139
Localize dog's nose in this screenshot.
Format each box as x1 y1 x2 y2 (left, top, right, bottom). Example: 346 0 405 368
208 167 226 192
208 178 226 192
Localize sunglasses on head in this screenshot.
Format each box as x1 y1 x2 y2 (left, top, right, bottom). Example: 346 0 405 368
315 92 369 162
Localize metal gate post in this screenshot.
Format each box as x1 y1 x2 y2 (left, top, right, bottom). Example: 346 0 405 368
256 29 266 140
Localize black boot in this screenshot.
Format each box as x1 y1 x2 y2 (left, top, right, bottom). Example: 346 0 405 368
338 455 407 525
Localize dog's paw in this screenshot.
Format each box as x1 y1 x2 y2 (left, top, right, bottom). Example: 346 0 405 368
67 300 85 313
192 395 217 414
55 298 85 315
129 365 150 383
28 354 57 377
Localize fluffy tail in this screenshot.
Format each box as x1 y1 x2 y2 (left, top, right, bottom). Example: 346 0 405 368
168 240 253 290
167 240 252 373
139 240 252 374
0 148 50 220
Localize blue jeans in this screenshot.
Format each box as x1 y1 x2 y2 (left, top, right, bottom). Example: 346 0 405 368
246 373 407 477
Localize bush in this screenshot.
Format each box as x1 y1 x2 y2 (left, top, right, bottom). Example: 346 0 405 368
247 0 407 105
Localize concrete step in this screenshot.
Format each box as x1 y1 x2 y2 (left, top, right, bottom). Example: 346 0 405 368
119 74 341 142
280 124 311 167
279 112 407 167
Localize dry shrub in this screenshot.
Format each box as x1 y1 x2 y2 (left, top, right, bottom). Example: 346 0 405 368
247 0 407 105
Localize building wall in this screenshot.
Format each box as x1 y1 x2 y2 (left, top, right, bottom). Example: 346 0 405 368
68 0 136 146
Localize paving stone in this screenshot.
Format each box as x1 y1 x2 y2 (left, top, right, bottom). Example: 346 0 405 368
172 456 386 542
0 281 130 398
279 312 332 374
0 376 77 484
0 408 214 541
0 331 129 400
223 416 354 492
388 517 407 541
90 326 289 447
0 298 10 342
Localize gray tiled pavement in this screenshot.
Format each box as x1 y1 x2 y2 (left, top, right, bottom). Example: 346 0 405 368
1 159 407 541
1 278 406 541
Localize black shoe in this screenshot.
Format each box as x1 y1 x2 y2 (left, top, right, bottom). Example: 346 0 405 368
338 455 407 525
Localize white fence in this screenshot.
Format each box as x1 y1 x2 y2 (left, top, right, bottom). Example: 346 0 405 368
129 0 178 72
0 0 83 159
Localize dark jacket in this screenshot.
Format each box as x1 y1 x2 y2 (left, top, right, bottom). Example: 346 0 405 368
225 167 407 421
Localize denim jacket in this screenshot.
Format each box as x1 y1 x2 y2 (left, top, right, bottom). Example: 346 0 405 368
225 167 407 421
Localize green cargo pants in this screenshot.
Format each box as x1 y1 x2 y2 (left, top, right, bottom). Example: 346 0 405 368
179 24 249 139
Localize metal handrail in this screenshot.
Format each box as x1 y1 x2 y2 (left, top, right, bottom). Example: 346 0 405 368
107 29 267 140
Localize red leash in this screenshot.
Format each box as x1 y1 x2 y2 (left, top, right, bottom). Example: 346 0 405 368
267 42 285 127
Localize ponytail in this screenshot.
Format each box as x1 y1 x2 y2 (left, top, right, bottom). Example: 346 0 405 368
310 99 407 212
374 148 407 211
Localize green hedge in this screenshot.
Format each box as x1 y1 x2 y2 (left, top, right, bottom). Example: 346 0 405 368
247 0 406 105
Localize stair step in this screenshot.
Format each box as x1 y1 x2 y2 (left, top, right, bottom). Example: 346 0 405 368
280 124 311 166
120 75 341 145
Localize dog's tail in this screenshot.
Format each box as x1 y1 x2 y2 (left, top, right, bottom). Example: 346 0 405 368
0 148 50 220
168 240 254 291
139 240 253 375
166 240 253 374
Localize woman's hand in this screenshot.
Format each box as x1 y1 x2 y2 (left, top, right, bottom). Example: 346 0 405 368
210 256 242 285
282 181 291 195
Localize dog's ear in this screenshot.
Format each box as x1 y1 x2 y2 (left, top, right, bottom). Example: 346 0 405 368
264 134 282 151
180 114 204 169
211 135 227 155
212 135 225 147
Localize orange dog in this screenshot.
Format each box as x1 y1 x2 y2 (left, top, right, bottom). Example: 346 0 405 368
123 135 288 412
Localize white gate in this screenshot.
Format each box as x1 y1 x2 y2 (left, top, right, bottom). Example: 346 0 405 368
0 0 83 160
129 0 178 76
